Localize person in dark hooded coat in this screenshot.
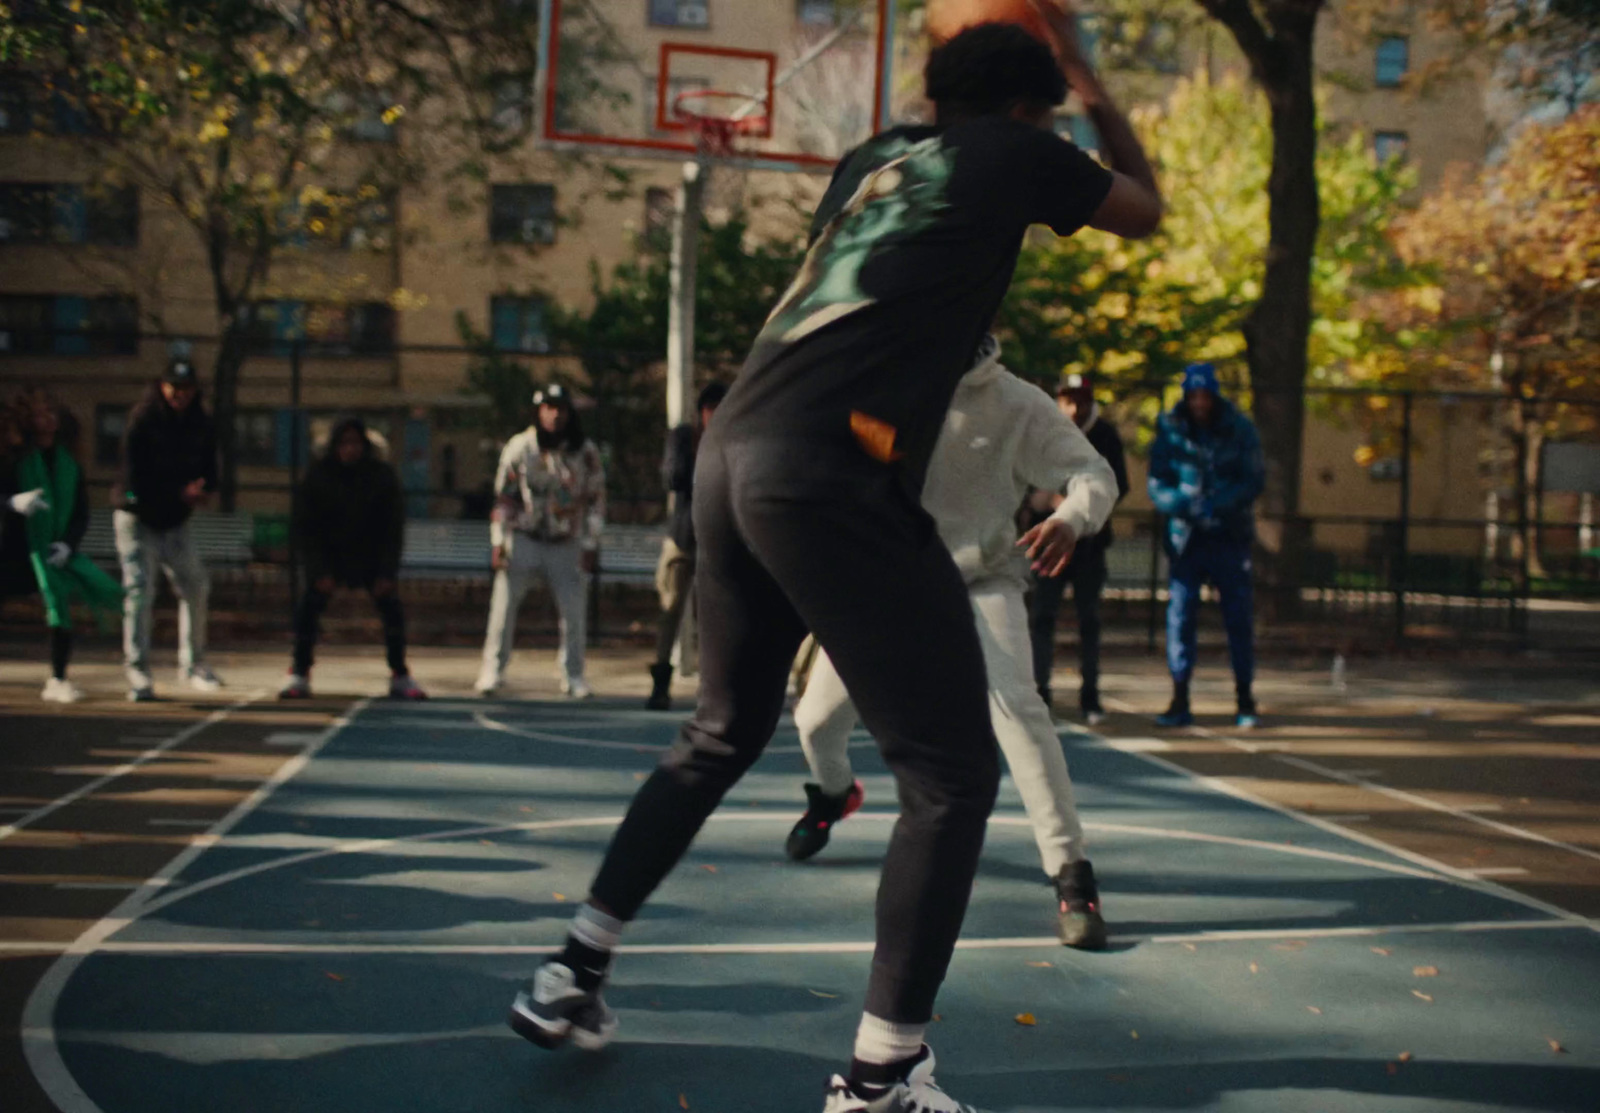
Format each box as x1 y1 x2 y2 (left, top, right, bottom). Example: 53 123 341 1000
280 416 425 700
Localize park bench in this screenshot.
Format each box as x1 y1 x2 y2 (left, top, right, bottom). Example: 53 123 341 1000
78 508 256 567
397 520 663 587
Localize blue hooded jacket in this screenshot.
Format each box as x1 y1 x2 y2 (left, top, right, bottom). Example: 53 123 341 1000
1147 365 1265 555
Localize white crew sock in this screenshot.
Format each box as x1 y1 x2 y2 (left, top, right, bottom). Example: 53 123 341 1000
569 903 624 953
853 1012 927 1067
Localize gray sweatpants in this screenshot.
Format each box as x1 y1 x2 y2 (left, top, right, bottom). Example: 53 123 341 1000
479 533 588 688
114 510 211 684
796 576 1087 877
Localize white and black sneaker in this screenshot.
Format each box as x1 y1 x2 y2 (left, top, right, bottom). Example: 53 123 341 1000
507 961 617 1052
821 1047 980 1112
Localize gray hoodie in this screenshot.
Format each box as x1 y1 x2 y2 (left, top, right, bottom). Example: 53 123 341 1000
921 336 1118 585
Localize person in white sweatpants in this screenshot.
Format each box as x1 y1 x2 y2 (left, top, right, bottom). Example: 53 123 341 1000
786 335 1118 949
475 384 606 699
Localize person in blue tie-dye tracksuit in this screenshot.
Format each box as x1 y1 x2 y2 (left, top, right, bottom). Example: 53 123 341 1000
1147 363 1265 728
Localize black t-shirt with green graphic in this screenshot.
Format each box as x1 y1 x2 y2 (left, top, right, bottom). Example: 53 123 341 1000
716 116 1114 489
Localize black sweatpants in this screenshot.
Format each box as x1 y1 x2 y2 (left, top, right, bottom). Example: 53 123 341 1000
589 435 1000 1024
1029 544 1107 706
292 582 407 675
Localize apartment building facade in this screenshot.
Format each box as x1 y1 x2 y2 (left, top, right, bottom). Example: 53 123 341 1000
0 0 1494 540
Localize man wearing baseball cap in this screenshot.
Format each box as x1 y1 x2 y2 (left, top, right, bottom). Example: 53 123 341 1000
1025 371 1128 723
475 383 606 699
113 357 224 701
1147 362 1265 728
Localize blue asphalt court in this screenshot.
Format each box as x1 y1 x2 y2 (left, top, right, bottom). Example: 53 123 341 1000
18 697 1600 1113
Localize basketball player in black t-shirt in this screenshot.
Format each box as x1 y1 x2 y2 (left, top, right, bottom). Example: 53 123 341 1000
509 8 1162 1110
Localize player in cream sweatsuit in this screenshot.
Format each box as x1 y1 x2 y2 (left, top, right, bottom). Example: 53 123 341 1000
787 335 1119 948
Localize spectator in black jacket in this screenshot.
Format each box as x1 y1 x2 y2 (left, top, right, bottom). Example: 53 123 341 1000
645 381 727 710
1026 372 1130 722
114 358 223 701
280 417 424 700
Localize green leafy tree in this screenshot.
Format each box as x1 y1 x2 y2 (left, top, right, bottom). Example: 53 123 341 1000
0 0 619 508
546 212 807 512
998 73 1416 447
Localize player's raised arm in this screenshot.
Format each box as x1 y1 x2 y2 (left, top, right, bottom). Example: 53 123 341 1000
1031 0 1163 239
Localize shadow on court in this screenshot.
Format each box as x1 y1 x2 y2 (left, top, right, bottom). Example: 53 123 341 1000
20 697 1600 1113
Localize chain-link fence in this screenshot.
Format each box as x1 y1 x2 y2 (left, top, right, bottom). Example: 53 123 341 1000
3 332 1597 651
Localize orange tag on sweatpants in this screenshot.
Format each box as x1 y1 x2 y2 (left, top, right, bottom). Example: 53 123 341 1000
849 410 901 463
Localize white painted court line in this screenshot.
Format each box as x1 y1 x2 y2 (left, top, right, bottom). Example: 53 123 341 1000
475 711 875 756
0 917 1582 957
21 697 370 1113
1088 721 1597 933
0 695 262 844
1465 867 1532 878
1271 752 1600 868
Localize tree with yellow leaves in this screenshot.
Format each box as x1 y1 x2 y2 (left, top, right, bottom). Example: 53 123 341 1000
1 0 622 506
1390 106 1600 575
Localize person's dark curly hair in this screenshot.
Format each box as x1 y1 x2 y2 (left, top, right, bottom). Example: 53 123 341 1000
924 22 1067 122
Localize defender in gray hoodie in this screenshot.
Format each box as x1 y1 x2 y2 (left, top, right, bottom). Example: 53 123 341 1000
786 336 1118 948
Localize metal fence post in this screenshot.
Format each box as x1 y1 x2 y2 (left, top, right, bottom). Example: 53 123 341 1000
1395 391 1412 642
287 339 304 608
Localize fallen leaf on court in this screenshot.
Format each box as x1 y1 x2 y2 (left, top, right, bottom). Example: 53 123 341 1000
933 1014 942 1022
1413 966 1438 977
633 772 647 781
1129 1030 1139 1040
1548 1039 1567 1054
1026 961 1053 968
1181 942 1198 952
519 806 532 813
1385 1063 1399 1076
324 972 344 982
1273 940 1308 952
553 893 567 902
1249 962 1260 974
700 864 718 873
1398 1051 1413 1062
1014 1013 1037 1026
1307 1006 1322 1015
1412 990 1433 1003
678 1094 689 1110
808 990 839 998
479 839 493 846
1371 947 1391 956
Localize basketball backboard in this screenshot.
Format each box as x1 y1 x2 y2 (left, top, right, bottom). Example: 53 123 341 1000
537 0 896 173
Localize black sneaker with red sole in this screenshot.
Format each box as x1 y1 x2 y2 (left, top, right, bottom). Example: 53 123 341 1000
785 780 865 862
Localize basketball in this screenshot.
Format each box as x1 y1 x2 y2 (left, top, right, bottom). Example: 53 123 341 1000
925 0 1054 45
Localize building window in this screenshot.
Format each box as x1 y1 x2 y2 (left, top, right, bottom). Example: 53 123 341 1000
1101 17 1179 74
94 404 127 466
0 82 31 135
0 294 138 356
1375 36 1409 88
440 443 458 492
797 0 836 25
650 0 709 29
0 183 138 246
1374 130 1409 163
490 184 557 245
490 295 550 354
242 300 397 356
235 409 279 468
278 190 393 251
